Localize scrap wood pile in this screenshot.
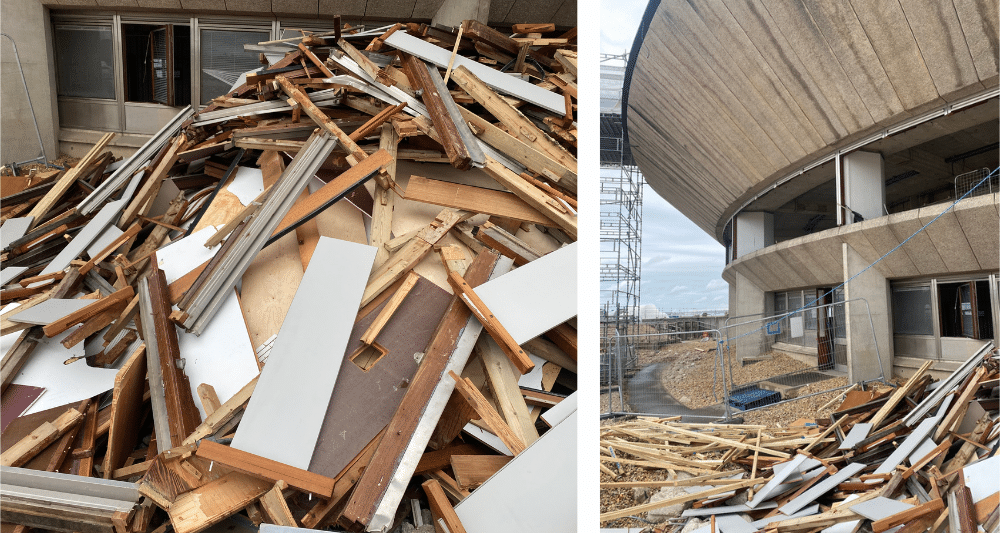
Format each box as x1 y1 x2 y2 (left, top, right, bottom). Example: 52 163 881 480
0 19 578 533
600 342 1000 532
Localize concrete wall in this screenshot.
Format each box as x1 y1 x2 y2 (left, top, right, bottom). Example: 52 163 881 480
842 242 893 383
726 269 768 364
2 0 59 166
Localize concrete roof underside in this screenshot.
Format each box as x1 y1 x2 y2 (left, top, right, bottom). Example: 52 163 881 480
626 0 999 242
40 0 576 27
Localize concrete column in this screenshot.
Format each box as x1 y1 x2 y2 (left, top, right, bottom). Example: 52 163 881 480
842 242 893 383
735 212 774 258
726 270 769 365
838 151 885 225
432 0 491 28
1 0 59 166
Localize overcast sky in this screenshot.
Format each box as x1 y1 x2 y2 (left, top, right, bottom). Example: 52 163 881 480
600 0 729 314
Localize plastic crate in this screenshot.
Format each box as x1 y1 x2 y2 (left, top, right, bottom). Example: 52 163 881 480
727 387 781 410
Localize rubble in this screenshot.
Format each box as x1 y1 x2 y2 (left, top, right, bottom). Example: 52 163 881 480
601 342 1000 532
1 18 577 533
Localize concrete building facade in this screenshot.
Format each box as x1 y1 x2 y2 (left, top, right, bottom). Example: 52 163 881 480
625 0 999 381
1 0 574 164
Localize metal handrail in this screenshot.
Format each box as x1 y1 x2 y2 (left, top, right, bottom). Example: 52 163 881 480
1 33 48 168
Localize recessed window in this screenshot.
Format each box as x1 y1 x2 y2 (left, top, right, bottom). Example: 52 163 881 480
891 285 934 336
55 25 115 99
938 280 994 339
122 24 191 106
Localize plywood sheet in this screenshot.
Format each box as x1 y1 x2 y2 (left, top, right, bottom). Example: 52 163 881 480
239 231 303 350
474 243 577 344
231 237 376 469
308 276 452 477
454 411 576 531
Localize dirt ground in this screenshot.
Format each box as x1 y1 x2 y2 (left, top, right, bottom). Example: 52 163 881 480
1 154 82 176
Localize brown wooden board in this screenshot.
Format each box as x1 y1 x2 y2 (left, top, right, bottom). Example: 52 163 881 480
308 275 452 478
1 400 78 471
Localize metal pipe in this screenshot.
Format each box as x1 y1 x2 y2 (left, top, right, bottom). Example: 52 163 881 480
1 33 48 167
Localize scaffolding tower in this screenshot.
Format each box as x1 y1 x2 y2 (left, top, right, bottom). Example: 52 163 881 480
601 53 643 375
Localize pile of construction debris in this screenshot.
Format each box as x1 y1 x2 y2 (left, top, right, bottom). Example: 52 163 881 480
601 342 999 532
1 19 577 533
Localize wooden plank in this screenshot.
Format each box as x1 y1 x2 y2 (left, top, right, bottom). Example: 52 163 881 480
258 480 296 526
339 251 499 530
415 443 488 475
870 360 933 428
79 223 141 275
405 176 555 226
474 221 542 266
451 66 575 174
359 271 418 345
872 498 945 533
296 43 335 78
195 440 336 498
1 407 83 467
167 472 272 533
449 371 525 455
59 303 127 349
447 271 533 374
119 136 184 228
102 344 147 478
196 384 221 417
402 55 472 170
481 157 576 239
26 133 115 228
476 336 538 445
450 454 511 489
370 125 398 268
349 102 408 142
182 376 257 446
422 479 468 533
40 286 134 337
274 76 368 166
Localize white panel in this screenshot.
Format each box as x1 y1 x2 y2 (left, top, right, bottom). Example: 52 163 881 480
12 329 118 415
843 151 884 222
779 462 866 515
6 299 93 326
230 237 376 469
87 225 125 259
383 31 566 114
474 243 576 344
0 267 28 286
454 411 576 532
226 166 264 206
540 391 576 428
848 496 913 521
1 217 33 248
735 212 774 257
43 199 126 275
155 226 223 285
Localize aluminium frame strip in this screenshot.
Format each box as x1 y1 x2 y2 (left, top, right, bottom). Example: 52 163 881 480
1 466 139 502
902 341 993 427
368 256 515 531
324 52 427 117
192 89 344 127
178 131 339 335
138 277 172 450
422 61 485 167
78 106 194 216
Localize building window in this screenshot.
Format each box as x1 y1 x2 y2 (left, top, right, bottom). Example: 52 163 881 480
891 285 934 336
55 25 115 99
122 24 191 106
938 280 994 340
199 29 269 105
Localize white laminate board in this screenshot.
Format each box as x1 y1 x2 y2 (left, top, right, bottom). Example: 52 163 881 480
230 237 376 469
11 328 118 415
87 225 124 259
474 242 576 344
747 454 812 508
454 411 576 532
462 424 513 456
873 416 937 475
962 455 999 503
848 497 913 521
750 505 820 528
155 226 222 285
838 423 872 450
714 515 756 533
821 495 861 533
0 267 28 286
780 462 867 515
907 437 937 466
42 199 126 275
6 299 94 325
177 289 259 421
1 217 33 247
226 167 264 206
518 353 547 389
540 391 576 428
682 501 776 517
382 31 565 114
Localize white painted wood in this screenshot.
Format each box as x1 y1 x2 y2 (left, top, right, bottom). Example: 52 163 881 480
873 416 937 474
43 199 127 275
540 391 576 428
714 515 756 533
226 167 264 206
747 454 812 507
474 242 576 344
6 299 94 325
230 237 376 469
848 496 913 521
1 217 33 248
383 31 565 114
962 455 999 503
750 505 820 528
177 289 260 421
780 462 866 515
907 437 937 465
682 501 777 517
12 329 118 415
454 411 576 532
462 424 513 456
517 353 547 389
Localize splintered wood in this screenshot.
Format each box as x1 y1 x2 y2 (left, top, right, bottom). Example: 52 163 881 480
600 342 1000 532
1 17 576 533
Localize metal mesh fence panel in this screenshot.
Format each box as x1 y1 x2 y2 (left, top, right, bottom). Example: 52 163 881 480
955 168 996 198
721 298 885 411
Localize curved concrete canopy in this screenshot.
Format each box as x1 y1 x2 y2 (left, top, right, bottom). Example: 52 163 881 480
626 0 999 242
